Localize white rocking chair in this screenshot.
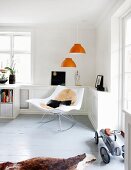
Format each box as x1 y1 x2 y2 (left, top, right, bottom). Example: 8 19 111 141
27 85 84 131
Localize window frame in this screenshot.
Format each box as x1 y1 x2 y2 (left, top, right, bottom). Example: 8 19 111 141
122 12 131 112
119 11 131 131
0 31 32 84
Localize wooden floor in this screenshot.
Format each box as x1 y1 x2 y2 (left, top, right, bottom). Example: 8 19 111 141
0 114 124 170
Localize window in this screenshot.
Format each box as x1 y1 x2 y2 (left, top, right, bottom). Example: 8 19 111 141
0 32 31 83
123 17 131 112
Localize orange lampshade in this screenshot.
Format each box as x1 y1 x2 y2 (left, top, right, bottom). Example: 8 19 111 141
69 44 86 53
61 58 76 67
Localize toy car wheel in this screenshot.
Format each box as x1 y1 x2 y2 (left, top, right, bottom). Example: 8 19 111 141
122 145 125 152
122 153 124 158
94 131 99 144
100 147 110 164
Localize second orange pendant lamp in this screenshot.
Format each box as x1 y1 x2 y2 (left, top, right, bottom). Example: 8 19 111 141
61 24 86 67
61 58 76 67
69 24 86 54
69 43 86 53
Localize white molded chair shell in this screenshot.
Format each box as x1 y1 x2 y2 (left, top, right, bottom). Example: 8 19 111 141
27 85 84 113
27 85 84 131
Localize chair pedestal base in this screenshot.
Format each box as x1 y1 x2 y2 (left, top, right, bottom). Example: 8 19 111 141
58 114 76 132
39 113 76 132
39 114 57 123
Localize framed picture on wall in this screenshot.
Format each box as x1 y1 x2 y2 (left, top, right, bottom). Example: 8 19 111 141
95 75 103 88
51 71 66 85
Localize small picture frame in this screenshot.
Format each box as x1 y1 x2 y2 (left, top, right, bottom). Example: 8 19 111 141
95 75 103 88
51 71 66 85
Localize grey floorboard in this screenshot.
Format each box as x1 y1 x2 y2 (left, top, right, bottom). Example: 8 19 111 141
0 114 124 170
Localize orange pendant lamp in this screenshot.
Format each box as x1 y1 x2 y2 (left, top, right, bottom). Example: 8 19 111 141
69 43 86 53
69 24 86 54
61 58 76 67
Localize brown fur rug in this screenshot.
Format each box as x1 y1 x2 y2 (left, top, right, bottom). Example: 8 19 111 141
0 153 96 170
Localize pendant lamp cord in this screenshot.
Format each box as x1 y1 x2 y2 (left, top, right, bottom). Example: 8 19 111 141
76 23 78 43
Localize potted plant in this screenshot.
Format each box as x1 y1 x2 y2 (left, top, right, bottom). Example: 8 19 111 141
5 66 16 84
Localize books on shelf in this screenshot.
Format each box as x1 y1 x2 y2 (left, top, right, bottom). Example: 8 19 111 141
0 89 13 103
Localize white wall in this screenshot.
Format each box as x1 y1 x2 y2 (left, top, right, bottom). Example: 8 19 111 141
95 0 124 91
0 24 96 86
32 24 96 86
95 14 122 129
96 17 111 91
95 0 125 131
95 16 120 129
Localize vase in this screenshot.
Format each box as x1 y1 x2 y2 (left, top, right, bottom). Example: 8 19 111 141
9 74 15 84
75 70 80 86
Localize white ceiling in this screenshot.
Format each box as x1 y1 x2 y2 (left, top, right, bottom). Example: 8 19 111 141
0 0 120 26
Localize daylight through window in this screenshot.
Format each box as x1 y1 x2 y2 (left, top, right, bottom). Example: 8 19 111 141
123 18 131 112
0 32 31 83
